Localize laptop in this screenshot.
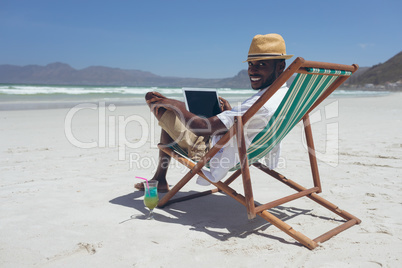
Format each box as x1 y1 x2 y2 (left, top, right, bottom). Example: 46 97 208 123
183 88 221 118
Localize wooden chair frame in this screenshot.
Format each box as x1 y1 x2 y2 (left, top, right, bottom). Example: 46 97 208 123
156 57 361 249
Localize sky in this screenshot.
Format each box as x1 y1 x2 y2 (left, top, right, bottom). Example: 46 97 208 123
1 0 401 79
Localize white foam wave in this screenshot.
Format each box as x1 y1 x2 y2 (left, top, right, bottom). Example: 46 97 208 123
0 85 388 99
333 89 390 96
0 85 175 95
0 85 254 96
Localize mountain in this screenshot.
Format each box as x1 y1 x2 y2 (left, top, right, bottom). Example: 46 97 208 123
0 62 251 89
343 66 370 86
346 51 402 88
0 62 163 86
1 52 401 89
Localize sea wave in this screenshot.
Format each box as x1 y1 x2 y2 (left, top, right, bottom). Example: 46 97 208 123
0 85 164 95
0 84 393 111
0 84 255 98
332 89 390 97
0 84 390 99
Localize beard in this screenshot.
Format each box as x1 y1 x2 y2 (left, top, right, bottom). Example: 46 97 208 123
260 70 278 89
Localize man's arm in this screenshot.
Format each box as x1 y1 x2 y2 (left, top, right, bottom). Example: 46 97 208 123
146 92 228 136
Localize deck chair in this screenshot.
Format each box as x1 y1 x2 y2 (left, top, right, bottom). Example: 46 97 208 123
156 57 361 250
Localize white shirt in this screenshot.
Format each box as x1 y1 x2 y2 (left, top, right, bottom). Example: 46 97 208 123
197 83 288 185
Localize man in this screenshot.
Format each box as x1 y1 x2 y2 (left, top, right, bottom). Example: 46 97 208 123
135 33 293 192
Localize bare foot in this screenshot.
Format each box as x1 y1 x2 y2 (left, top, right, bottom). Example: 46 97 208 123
134 179 170 193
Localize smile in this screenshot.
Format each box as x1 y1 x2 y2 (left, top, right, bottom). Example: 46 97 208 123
250 77 261 82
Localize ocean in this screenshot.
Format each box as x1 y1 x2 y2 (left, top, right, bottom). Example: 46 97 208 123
0 84 390 110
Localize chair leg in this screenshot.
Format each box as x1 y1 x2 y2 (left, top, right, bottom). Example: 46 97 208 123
235 116 256 219
156 145 201 207
162 169 243 206
158 168 197 208
258 206 357 249
303 115 322 192
210 179 319 249
223 169 242 186
157 144 224 207
258 210 318 249
252 162 361 247
252 163 361 222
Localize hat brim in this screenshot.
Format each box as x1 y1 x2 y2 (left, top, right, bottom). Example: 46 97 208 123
243 54 294 62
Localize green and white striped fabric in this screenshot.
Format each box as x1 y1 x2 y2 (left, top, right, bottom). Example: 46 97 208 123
169 68 346 171
229 68 342 171
305 68 352 76
170 142 188 158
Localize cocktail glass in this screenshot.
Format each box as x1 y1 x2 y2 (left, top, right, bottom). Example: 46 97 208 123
143 181 159 220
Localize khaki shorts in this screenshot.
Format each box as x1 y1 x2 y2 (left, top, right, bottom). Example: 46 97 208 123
158 110 209 161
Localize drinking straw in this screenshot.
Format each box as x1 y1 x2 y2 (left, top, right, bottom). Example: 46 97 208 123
135 176 150 195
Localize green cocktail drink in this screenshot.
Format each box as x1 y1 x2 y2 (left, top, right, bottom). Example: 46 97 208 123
144 187 159 210
142 181 159 219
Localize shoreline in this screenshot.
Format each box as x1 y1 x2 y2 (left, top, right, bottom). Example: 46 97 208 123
0 91 397 111
0 99 147 111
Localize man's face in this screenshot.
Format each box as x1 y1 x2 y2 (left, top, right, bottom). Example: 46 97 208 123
248 60 280 90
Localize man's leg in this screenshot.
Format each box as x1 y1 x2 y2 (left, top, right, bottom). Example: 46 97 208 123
150 128 172 191
135 92 172 192
136 91 206 192
134 128 171 192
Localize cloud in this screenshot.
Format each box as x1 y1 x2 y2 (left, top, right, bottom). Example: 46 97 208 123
358 43 375 49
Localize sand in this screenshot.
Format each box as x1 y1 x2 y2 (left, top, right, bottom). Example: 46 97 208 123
0 93 401 267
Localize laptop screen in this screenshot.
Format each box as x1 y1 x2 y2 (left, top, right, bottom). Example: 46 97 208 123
183 88 221 118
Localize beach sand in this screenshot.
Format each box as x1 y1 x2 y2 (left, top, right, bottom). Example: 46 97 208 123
1 93 401 267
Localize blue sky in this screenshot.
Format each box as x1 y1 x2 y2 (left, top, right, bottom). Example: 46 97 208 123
1 0 401 78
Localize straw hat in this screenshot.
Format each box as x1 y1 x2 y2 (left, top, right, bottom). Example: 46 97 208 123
245 33 293 62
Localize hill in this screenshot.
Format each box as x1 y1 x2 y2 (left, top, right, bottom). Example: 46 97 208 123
1 52 401 90
346 51 402 89
0 62 251 89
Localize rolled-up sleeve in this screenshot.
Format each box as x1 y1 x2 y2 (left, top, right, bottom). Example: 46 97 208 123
216 108 242 129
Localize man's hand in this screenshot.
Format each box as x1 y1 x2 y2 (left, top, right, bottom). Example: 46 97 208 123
219 97 232 112
146 91 185 116
146 91 167 100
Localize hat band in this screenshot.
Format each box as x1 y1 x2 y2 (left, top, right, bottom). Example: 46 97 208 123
248 53 285 59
